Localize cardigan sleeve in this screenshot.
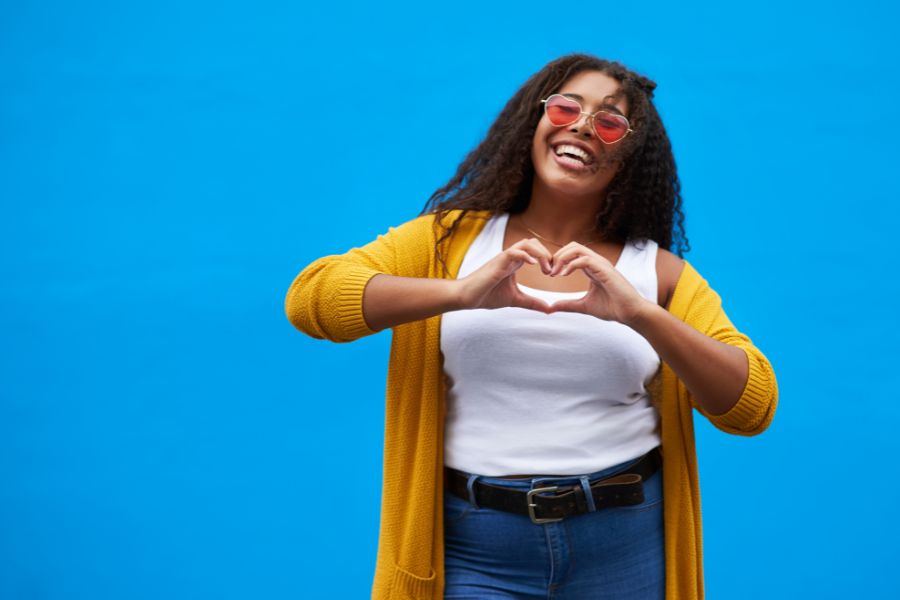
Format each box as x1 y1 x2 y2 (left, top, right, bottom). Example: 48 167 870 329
680 270 779 436
284 213 438 343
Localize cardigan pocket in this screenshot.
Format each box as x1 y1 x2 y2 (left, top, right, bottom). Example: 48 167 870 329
388 563 436 600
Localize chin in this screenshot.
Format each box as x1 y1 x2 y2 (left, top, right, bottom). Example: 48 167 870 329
537 169 606 199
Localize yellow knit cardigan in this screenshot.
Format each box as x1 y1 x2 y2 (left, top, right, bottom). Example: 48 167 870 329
285 209 778 600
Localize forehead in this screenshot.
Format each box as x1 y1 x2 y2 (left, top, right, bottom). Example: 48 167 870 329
558 70 628 114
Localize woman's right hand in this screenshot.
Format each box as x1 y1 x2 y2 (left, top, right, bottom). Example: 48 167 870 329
457 238 554 313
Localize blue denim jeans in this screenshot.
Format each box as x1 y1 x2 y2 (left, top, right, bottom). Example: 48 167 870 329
444 454 664 599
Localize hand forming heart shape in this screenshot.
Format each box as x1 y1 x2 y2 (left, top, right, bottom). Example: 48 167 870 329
458 237 653 327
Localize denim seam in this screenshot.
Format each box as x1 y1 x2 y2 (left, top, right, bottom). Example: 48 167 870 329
465 474 480 508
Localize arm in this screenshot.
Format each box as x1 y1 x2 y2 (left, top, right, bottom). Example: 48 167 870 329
629 304 749 416
548 244 777 436
362 274 464 332
635 268 779 436
625 248 748 415
363 233 559 330
286 212 556 340
284 215 436 342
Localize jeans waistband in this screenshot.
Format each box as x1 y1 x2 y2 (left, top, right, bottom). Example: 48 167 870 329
450 448 659 491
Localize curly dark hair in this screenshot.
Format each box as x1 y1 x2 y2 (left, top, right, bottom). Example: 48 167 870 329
422 53 689 273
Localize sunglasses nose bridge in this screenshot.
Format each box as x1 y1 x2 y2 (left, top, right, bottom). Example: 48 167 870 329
568 110 595 136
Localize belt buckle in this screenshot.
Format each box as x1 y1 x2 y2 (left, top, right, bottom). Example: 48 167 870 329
526 486 563 524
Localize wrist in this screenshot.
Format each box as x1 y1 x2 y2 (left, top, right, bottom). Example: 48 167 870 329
624 299 665 332
448 278 473 311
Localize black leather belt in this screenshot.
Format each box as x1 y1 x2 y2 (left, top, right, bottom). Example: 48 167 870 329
444 447 661 524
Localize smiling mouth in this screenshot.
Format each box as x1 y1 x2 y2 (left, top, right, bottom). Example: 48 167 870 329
552 143 595 166
551 148 595 172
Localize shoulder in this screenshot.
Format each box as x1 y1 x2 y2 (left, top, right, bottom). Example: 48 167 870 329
381 209 493 260
433 208 494 229
398 209 493 233
383 209 489 238
428 209 495 247
655 246 686 310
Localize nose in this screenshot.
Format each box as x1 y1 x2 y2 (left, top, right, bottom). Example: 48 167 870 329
568 113 594 138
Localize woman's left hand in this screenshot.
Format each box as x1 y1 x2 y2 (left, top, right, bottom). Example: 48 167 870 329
547 242 653 326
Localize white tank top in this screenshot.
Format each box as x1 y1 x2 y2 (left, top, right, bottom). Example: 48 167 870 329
441 212 661 476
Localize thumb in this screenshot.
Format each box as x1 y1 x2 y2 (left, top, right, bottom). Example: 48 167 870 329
546 298 586 314
510 292 553 314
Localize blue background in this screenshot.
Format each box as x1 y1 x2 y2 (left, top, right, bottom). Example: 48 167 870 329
2 0 898 598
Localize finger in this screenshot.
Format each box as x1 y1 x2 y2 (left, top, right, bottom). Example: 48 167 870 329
550 247 588 276
565 256 614 282
553 241 590 260
514 238 553 274
558 241 585 252
559 255 595 278
511 291 553 314
504 249 538 271
559 245 613 269
550 243 596 275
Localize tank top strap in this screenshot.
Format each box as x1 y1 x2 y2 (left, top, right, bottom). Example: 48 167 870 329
615 238 659 304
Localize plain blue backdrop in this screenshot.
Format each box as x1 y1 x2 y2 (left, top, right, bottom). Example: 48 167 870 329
2 0 899 598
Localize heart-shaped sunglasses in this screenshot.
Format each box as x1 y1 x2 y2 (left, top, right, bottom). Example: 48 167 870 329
540 94 633 144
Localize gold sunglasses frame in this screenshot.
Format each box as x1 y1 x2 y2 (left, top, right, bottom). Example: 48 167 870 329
540 94 634 145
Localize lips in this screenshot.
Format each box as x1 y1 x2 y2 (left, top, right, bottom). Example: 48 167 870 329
552 151 592 171
550 140 596 165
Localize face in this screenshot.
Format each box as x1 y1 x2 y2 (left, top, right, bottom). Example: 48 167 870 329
531 70 630 200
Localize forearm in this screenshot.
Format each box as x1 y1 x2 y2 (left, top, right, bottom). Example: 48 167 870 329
628 302 749 416
363 274 465 332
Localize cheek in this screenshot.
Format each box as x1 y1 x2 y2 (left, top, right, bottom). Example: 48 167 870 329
532 142 553 178
531 140 543 163
531 125 552 161
530 141 545 168
532 119 553 147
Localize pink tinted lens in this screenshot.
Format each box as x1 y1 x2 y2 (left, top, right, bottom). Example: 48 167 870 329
545 96 582 126
594 112 629 143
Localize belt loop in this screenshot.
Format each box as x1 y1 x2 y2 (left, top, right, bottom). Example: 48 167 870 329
466 474 480 508
579 476 597 512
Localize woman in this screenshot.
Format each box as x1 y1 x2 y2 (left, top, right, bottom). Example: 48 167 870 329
285 54 777 600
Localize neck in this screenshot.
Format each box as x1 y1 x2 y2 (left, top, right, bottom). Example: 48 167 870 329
521 180 607 245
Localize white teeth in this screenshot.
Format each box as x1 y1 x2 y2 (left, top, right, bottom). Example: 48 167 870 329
553 144 592 163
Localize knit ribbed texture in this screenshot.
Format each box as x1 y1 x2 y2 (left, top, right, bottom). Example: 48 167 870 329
285 210 778 600
336 267 382 340
712 346 777 433
668 264 779 437
390 564 436 600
